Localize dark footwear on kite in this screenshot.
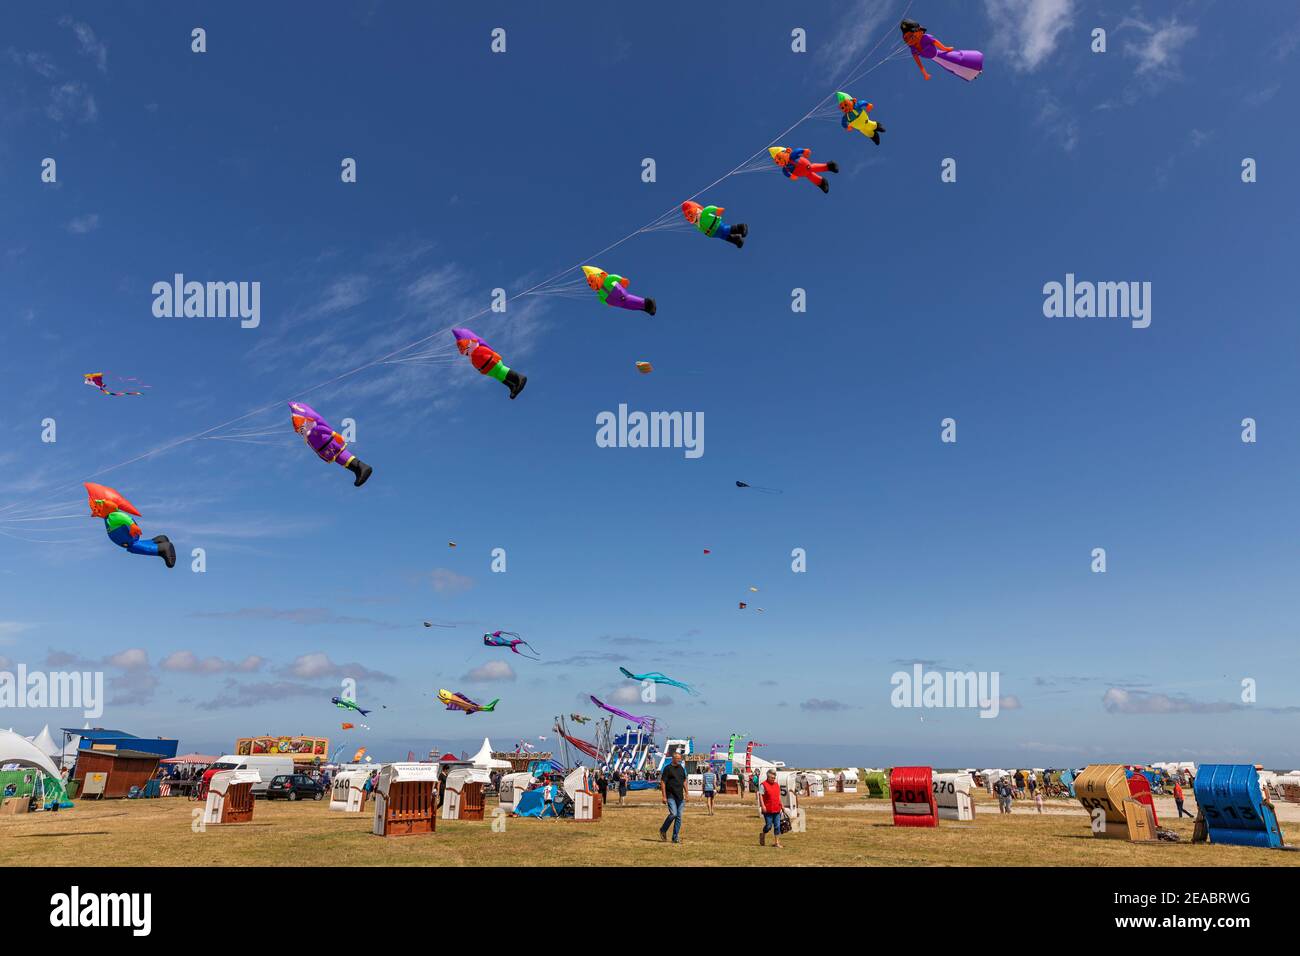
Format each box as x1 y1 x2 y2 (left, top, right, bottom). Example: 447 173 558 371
505 369 527 400
871 132 881 144
347 458 373 488
727 234 745 249
826 161 840 173
736 223 749 238
643 298 657 316
818 179 830 194
153 535 177 569
876 124 886 133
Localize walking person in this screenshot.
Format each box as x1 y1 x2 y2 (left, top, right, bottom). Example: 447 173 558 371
596 770 609 808
759 770 785 848
1173 781 1194 819
659 752 687 844
617 769 628 807
702 765 717 815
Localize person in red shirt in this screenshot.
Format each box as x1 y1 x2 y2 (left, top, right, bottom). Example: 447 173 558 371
759 769 785 847
1173 781 1194 818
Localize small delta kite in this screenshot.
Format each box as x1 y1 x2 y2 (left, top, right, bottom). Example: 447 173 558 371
84 372 148 397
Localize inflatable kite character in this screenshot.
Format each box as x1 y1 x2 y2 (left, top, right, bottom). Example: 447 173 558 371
681 201 747 249
582 266 657 315
768 147 838 193
452 327 527 400
836 92 886 144
84 482 176 568
900 19 984 82
288 402 372 486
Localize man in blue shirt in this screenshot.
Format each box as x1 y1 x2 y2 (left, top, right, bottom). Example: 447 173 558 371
702 765 717 815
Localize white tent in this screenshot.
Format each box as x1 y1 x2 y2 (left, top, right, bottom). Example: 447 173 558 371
470 737 513 771
28 725 61 760
0 728 62 782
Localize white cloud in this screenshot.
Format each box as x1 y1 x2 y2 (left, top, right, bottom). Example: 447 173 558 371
1120 16 1197 77
160 651 265 674
106 648 149 670
464 660 515 683
984 0 1074 72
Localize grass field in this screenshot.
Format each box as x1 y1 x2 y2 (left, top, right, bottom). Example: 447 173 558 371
2 788 1297 867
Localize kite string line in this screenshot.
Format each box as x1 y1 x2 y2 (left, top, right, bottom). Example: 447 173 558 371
81 9 909 483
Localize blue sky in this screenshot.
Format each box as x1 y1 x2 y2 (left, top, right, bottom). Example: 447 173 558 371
2 1 1299 768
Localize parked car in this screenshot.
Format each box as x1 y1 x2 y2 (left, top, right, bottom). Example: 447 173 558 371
266 774 325 801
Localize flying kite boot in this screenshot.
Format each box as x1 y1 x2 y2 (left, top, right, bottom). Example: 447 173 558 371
347 458 373 487
504 368 527 400
643 298 657 316
735 223 749 238
726 227 747 249
826 161 840 173
818 179 830 194
153 535 177 569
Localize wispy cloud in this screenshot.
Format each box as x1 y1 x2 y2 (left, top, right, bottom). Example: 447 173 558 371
47 81 97 123
66 213 100 234
1036 89 1079 152
983 0 1074 72
59 17 108 73
817 0 894 83
198 679 326 710
430 567 474 595
189 606 407 631
800 698 852 712
1102 687 1239 715
1121 15 1196 77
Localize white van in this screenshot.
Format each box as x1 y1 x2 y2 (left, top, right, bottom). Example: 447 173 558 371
210 755 296 796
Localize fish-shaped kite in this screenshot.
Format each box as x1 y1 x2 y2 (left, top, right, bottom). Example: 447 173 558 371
332 696 371 716
438 689 498 715
619 666 695 695
483 630 540 660
590 694 654 727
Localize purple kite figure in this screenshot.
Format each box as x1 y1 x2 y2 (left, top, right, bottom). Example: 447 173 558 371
900 18 984 82
483 630 540 660
288 401 372 487
590 695 654 727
